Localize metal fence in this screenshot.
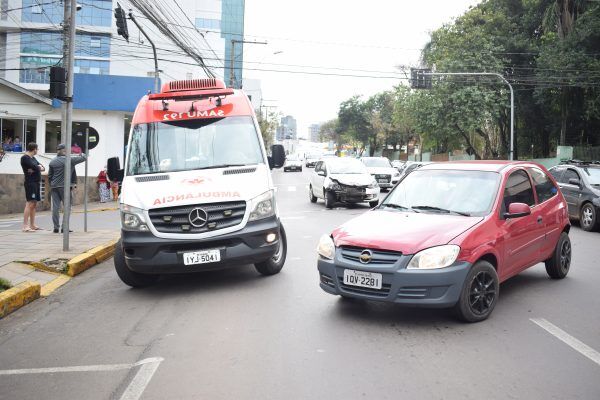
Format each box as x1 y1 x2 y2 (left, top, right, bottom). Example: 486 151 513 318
573 146 600 161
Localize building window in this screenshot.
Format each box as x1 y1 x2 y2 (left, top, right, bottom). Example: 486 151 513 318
90 37 101 48
44 121 90 154
20 56 109 83
196 18 221 30
45 121 62 153
22 0 112 27
0 119 37 153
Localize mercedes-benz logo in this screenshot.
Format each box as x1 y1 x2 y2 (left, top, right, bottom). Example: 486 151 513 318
188 208 208 228
359 249 373 264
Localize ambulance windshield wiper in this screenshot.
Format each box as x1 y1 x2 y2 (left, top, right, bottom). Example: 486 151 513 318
193 164 248 170
411 205 471 216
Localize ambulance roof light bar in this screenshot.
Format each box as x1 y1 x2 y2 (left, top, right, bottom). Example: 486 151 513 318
149 78 233 101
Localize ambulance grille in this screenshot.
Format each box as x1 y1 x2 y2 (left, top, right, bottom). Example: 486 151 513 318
148 201 246 234
135 175 170 183
223 167 257 175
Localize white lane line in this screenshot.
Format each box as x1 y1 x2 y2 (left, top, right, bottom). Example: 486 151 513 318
120 358 163 400
287 186 297 192
0 357 163 376
530 318 600 367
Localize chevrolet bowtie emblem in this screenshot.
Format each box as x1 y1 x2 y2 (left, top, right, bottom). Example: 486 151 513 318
359 249 373 264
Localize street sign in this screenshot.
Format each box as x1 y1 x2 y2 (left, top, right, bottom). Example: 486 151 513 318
73 126 99 150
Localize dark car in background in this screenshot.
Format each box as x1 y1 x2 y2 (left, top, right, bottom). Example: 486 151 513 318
549 161 600 231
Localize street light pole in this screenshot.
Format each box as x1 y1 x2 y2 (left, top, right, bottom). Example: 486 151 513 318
229 39 267 89
422 72 515 161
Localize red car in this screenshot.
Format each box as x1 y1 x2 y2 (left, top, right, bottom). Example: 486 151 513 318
317 161 571 322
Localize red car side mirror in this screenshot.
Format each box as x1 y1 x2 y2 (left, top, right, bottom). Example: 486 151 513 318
504 202 531 219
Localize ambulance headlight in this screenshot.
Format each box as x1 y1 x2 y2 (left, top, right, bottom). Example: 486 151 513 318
249 190 276 221
120 204 149 231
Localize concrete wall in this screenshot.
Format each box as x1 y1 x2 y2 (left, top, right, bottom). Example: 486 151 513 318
528 146 573 169
0 174 100 214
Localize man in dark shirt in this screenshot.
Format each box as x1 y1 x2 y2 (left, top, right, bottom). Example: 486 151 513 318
20 142 45 232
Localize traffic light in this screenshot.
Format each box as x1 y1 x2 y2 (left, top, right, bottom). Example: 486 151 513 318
49 66 67 100
410 68 432 89
114 3 129 42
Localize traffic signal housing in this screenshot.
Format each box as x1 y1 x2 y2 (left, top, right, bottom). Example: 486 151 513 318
49 66 67 100
114 3 129 42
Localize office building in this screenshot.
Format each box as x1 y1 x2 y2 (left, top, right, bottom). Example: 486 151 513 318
276 115 297 141
309 123 321 143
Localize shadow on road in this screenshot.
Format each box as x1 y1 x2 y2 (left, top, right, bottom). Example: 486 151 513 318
120 265 272 298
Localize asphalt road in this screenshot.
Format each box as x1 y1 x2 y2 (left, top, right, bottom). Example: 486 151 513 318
1 167 599 400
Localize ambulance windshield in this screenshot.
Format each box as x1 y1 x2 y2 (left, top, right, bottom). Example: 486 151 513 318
127 116 264 175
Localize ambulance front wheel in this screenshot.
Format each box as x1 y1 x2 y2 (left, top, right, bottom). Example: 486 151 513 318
114 240 159 288
255 224 287 276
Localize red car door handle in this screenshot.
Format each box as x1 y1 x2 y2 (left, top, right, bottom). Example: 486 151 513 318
537 216 543 224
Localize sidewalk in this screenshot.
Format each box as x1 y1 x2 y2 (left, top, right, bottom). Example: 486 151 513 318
0 200 119 221
0 228 118 293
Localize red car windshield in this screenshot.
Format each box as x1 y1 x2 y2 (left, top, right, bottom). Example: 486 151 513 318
382 169 501 217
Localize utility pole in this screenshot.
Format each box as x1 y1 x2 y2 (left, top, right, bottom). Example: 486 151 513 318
414 70 515 161
229 39 267 89
62 0 77 251
60 0 69 145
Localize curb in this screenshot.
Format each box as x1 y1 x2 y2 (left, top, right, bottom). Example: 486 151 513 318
73 206 119 214
67 238 118 277
0 281 41 318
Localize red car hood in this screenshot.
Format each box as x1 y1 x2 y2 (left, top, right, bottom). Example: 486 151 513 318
332 210 483 254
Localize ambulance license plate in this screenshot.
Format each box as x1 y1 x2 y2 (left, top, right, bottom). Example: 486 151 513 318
343 269 382 289
183 249 221 266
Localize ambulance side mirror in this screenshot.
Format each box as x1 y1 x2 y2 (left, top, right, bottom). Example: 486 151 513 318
107 157 124 182
269 145 286 169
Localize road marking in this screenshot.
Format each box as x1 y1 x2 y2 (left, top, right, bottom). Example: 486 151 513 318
530 318 600 367
120 358 163 400
0 357 163 376
287 186 297 192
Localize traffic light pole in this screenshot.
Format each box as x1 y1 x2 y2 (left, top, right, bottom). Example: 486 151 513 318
421 71 515 161
128 13 159 93
62 0 77 251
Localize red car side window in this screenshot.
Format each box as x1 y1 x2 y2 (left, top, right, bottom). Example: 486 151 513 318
527 167 558 204
503 170 535 212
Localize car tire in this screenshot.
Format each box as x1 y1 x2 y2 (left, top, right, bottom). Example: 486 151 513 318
309 185 317 203
369 199 379 208
255 224 287 276
545 232 571 279
324 190 335 209
580 203 597 232
114 240 159 288
454 260 499 323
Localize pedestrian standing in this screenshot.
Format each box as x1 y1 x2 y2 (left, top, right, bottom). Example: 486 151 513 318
48 144 88 233
97 166 111 203
20 142 45 232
